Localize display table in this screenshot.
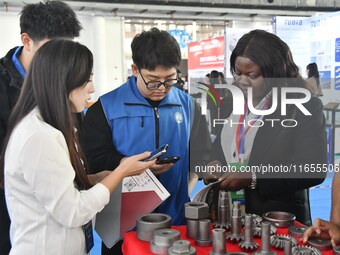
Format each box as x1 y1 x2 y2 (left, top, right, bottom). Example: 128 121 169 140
122 224 333 255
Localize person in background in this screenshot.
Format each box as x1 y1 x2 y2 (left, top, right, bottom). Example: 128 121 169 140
0 39 155 255
207 70 220 135
208 30 327 226
218 71 227 85
0 2 82 254
332 171 340 224
305 62 323 96
174 69 185 91
79 27 211 255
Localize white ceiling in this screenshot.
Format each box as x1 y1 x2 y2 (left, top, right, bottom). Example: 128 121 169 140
2 0 340 22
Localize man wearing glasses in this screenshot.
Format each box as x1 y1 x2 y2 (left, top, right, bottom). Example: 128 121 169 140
80 27 210 255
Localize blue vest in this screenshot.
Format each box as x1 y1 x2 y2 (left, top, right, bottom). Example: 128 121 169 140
100 77 191 225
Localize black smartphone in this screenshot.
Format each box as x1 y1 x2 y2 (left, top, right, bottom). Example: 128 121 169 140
142 144 169 162
156 156 180 164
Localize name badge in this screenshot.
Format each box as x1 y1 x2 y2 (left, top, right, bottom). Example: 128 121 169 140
82 221 94 253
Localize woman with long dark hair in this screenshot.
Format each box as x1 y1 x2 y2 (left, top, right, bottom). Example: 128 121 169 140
305 62 323 96
0 39 155 254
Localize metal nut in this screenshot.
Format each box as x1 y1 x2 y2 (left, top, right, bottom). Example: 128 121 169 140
307 237 332 251
151 229 181 255
153 229 181 246
184 202 209 220
288 226 307 239
136 213 172 241
169 240 196 255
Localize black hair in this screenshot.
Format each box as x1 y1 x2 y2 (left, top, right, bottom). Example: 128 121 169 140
230 29 304 88
210 70 219 79
307 62 321 88
20 0 82 41
131 27 181 70
0 40 93 189
307 63 320 79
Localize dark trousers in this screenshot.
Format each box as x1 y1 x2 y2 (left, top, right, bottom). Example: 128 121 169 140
0 188 11 255
101 240 123 255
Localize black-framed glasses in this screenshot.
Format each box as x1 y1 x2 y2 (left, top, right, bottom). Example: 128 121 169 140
139 69 179 90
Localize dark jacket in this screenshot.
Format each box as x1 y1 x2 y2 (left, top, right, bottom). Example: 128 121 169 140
212 93 327 226
0 47 23 255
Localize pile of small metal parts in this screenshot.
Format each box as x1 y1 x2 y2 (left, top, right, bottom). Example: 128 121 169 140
135 196 333 255
136 212 197 255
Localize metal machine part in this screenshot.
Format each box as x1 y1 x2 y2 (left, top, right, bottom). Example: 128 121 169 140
214 191 231 230
292 246 322 255
210 228 227 255
187 219 199 239
137 213 172 241
254 222 278 255
307 237 332 251
284 239 293 255
226 201 244 243
241 214 263 227
239 214 259 252
262 211 296 228
195 219 212 247
150 229 181 255
333 246 340 255
168 240 197 255
253 224 277 237
185 201 209 220
288 226 307 239
270 235 298 250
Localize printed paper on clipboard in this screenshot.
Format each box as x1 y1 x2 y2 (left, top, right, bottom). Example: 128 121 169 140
95 169 170 248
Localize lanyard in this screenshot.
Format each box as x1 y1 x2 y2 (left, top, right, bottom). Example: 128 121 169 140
11 46 26 78
235 98 271 162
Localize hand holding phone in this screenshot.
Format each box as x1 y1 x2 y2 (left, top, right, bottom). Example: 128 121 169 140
142 144 169 162
156 156 180 164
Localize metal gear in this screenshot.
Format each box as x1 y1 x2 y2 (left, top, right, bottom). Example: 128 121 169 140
239 214 259 252
239 241 259 252
292 245 322 255
270 234 298 250
241 214 263 227
253 224 277 237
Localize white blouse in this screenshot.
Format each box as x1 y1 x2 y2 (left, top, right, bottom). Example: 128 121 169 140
5 108 110 255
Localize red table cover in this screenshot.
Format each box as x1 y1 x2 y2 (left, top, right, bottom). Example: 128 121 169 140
122 224 333 255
